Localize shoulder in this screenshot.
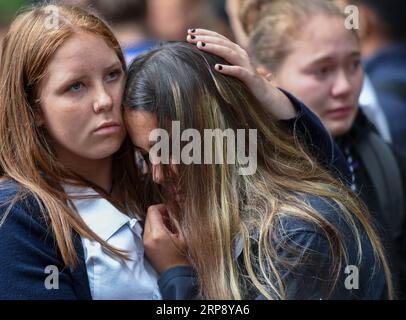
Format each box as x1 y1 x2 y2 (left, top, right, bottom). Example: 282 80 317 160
0 179 54 270
0 179 83 299
278 193 349 236
275 193 388 299
0 179 46 233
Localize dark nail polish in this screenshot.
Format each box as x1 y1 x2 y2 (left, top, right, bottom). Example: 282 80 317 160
191 29 196 33
191 35 196 39
201 42 206 47
218 65 223 71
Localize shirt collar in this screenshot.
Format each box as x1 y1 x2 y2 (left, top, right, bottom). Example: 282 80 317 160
64 184 136 241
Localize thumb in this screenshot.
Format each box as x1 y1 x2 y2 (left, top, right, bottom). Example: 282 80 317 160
145 204 168 234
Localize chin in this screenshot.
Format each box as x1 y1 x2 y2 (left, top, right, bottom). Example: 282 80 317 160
88 140 124 159
326 111 357 138
329 121 354 138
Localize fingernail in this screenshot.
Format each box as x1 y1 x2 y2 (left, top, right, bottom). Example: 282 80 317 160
217 65 223 71
190 29 196 33
201 42 206 47
191 35 196 40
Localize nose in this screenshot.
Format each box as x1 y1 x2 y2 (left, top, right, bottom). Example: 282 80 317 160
331 70 352 97
152 164 165 185
93 84 113 113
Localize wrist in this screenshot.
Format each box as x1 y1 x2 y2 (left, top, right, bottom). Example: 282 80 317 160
264 87 297 120
159 262 191 275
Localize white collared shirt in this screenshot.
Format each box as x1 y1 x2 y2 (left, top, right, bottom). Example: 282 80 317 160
65 185 162 300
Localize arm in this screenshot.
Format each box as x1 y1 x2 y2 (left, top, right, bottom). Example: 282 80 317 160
279 90 351 182
158 266 200 300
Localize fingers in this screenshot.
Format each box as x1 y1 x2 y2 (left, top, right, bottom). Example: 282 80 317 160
145 205 187 256
186 29 250 65
143 204 189 274
145 204 182 237
145 205 179 250
187 34 239 52
144 204 168 235
186 28 254 86
187 28 229 41
214 64 254 85
190 40 251 71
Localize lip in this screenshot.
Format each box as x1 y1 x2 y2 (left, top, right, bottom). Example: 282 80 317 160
94 121 122 134
326 106 355 119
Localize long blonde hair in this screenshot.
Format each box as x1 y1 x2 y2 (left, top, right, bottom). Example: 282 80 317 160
124 42 394 299
0 4 148 267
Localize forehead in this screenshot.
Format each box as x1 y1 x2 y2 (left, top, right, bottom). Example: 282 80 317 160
124 110 158 151
45 31 121 75
291 15 359 60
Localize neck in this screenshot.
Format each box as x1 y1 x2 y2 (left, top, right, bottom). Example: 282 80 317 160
56 149 113 193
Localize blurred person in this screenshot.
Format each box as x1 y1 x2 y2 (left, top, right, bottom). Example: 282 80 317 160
60 0 91 6
147 0 229 41
227 0 392 142
32 0 92 6
359 74 392 143
91 0 156 64
247 0 406 297
226 0 250 48
337 0 406 152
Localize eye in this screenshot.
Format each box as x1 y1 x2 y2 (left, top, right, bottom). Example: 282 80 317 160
314 66 331 77
69 82 84 92
106 69 121 82
349 59 361 71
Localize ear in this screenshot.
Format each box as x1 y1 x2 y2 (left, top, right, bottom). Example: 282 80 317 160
35 115 45 127
34 105 45 127
256 65 277 86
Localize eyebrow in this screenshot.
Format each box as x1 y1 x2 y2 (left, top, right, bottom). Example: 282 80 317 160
105 62 123 71
56 61 123 90
307 51 361 66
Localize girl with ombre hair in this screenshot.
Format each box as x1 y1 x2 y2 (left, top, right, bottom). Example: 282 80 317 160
124 38 394 299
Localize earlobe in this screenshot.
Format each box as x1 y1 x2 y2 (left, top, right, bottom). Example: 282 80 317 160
256 66 272 80
256 66 278 87
34 110 45 127
35 118 45 127
30 94 45 127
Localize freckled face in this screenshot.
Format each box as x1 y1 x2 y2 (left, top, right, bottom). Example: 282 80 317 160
39 32 126 163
